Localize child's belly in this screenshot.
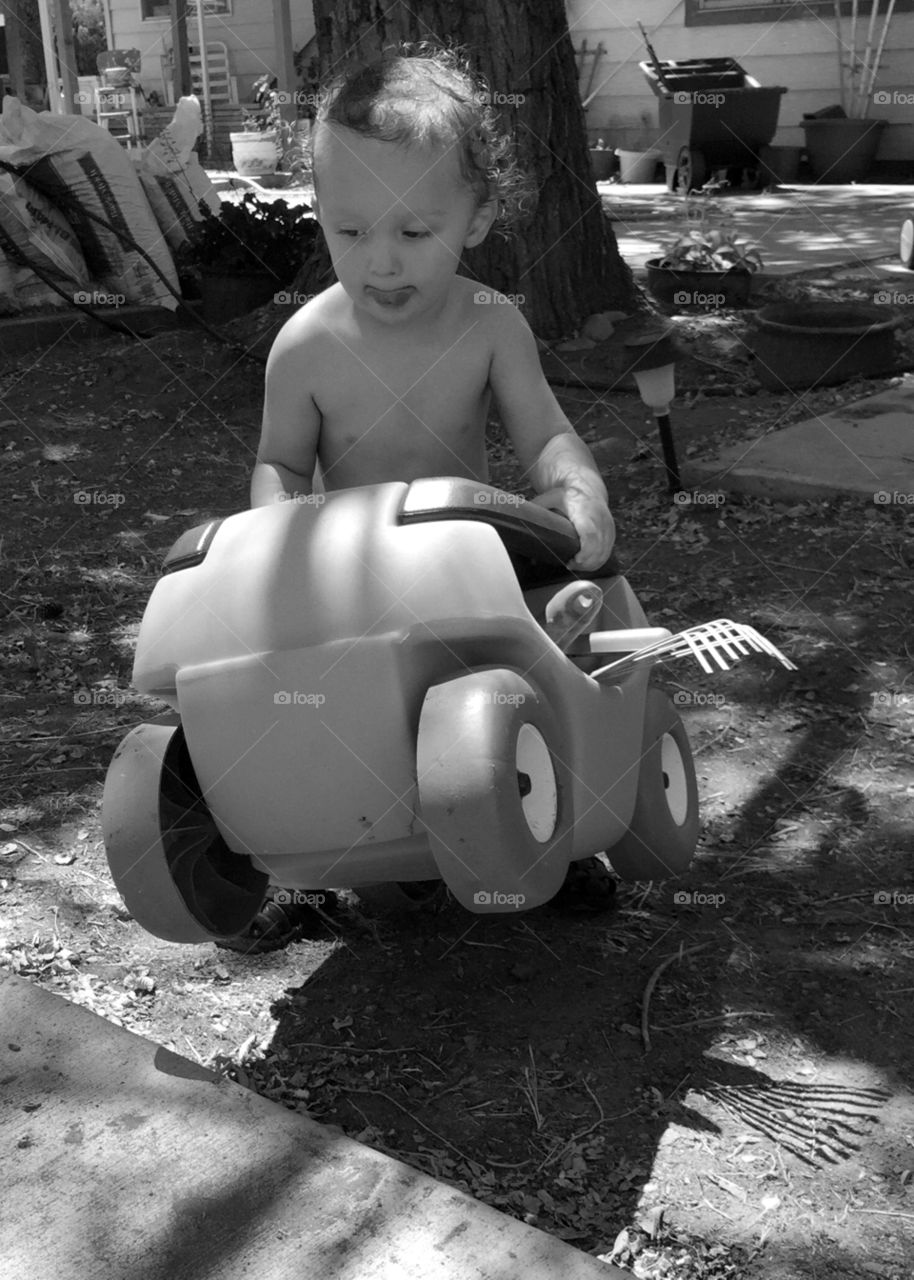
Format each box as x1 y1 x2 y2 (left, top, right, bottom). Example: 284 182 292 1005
318 410 490 489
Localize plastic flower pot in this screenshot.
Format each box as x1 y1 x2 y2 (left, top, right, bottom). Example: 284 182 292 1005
750 301 901 390
616 149 661 183
198 267 285 323
644 258 753 310
802 118 885 184
589 148 615 181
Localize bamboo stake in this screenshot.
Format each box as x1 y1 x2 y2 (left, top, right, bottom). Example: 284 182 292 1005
856 0 880 116
849 0 859 111
833 0 847 113
863 0 897 117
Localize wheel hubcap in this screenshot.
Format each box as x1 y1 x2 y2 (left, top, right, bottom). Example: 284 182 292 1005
660 733 689 826
515 724 558 842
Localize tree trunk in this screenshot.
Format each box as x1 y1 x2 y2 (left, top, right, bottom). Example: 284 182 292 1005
309 0 642 339
2 0 47 100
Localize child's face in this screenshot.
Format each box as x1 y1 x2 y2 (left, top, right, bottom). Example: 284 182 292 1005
312 123 495 325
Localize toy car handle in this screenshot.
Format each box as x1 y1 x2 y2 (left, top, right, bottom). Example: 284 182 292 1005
400 477 581 568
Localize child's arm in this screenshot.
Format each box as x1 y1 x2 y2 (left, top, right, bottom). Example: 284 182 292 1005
488 302 615 570
251 312 322 507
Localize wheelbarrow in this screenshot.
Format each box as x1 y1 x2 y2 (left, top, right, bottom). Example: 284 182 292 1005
102 479 795 944
640 55 787 193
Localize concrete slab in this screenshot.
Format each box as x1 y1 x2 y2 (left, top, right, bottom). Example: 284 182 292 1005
682 380 914 500
603 181 914 280
0 973 624 1280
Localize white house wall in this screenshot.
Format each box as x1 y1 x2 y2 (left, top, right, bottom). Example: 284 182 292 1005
108 0 315 106
566 0 914 160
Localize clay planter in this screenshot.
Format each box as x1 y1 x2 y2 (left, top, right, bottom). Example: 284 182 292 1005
644 258 753 310
229 130 280 177
802 118 885 184
750 301 901 390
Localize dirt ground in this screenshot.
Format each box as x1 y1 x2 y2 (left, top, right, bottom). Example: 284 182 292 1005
2 278 914 1279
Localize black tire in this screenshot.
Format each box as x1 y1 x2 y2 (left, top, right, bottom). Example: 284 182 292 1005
103 722 268 942
677 146 708 193
606 687 700 881
417 669 574 912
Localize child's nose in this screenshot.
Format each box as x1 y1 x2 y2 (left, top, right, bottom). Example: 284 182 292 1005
366 235 400 276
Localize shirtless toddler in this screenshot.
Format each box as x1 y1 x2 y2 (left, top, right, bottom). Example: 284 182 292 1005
251 46 615 572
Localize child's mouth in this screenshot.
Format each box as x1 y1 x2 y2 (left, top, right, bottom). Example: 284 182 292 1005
365 286 414 308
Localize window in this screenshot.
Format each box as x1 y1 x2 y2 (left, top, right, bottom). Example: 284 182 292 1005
142 0 231 19
685 0 914 24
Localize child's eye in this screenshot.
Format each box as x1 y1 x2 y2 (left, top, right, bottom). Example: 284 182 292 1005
403 229 431 239
337 228 362 238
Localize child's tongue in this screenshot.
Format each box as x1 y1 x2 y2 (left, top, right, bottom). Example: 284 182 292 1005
367 286 413 308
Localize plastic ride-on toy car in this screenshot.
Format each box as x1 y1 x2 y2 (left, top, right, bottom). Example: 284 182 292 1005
102 478 794 944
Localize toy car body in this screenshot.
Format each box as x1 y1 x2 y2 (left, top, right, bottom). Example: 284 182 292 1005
103 478 703 943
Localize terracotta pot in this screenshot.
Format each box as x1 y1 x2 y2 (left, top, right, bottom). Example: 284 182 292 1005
750 301 901 389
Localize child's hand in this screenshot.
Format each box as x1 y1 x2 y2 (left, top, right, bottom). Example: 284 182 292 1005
531 486 615 571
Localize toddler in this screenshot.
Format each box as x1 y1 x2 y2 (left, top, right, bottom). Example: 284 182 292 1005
251 44 615 570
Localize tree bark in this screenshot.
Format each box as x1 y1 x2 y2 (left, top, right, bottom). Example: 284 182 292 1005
309 0 641 339
2 0 47 99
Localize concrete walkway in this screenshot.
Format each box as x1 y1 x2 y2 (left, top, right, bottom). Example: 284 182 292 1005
0 972 624 1280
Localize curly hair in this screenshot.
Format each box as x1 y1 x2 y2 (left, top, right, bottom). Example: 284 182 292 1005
313 42 534 235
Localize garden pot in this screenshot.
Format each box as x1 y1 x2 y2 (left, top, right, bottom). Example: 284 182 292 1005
199 267 285 324
758 144 802 185
644 258 753 310
589 148 615 181
750 301 901 390
229 130 280 177
616 149 661 183
801 118 885 184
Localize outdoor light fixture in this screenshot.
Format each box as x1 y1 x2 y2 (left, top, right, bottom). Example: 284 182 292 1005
631 362 681 494
622 324 682 496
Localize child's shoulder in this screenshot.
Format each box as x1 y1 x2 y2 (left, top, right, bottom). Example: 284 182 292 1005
267 284 350 359
454 276 530 333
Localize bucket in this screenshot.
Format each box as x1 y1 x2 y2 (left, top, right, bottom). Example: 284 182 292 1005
229 130 280 177
758 145 802 185
802 118 885 183
751 302 900 389
616 149 660 183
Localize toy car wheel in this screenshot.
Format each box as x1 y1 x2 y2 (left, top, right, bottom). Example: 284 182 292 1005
901 217 914 269
606 687 700 881
417 669 574 912
103 720 269 943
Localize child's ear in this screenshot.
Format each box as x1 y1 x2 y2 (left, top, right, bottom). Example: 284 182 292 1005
464 200 497 249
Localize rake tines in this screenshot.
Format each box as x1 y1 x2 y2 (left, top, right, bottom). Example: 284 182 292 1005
592 619 797 683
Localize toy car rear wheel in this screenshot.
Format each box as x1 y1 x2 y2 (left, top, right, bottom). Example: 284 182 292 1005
606 687 700 881
103 720 268 943
417 670 574 911
677 146 707 193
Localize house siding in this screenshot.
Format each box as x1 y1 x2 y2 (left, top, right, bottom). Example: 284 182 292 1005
109 0 315 108
566 0 914 161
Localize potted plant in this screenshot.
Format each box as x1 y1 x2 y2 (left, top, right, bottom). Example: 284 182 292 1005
178 191 321 322
801 0 893 183
230 74 283 176
644 192 763 310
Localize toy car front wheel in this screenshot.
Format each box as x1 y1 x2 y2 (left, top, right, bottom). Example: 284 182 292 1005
417 670 574 912
102 720 269 943
606 687 700 881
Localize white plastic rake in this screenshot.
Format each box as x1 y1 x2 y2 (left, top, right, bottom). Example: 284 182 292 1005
590 618 797 683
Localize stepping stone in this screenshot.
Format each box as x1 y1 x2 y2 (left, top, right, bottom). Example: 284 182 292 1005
683 383 914 501
0 973 626 1280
